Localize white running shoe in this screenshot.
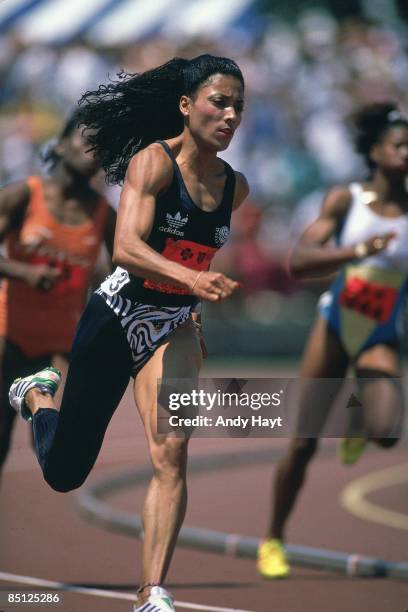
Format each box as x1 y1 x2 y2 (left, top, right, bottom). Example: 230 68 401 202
133 586 175 611
9 366 62 422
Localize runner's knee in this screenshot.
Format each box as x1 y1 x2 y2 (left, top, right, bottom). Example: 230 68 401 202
366 420 401 441
43 465 89 492
150 437 188 481
357 370 403 442
373 437 399 449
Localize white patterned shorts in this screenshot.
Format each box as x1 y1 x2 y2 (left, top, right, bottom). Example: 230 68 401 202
95 288 192 375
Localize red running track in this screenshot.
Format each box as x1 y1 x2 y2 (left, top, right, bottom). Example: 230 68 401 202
1 362 407 612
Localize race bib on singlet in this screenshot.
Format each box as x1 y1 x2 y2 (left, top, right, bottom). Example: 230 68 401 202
143 238 217 295
339 277 398 323
100 266 130 296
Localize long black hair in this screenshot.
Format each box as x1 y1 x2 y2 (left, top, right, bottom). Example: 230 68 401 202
350 101 408 170
77 54 244 184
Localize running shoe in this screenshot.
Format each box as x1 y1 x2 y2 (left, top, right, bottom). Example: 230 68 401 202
9 366 62 422
257 538 290 579
338 437 367 466
133 586 175 611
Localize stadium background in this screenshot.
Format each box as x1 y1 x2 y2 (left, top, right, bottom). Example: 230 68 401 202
1 0 407 358
1 3 408 612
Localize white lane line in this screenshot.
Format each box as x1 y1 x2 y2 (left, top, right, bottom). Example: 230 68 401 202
340 463 408 530
0 571 253 612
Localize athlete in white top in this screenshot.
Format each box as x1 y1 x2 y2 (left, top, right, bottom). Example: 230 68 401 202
318 181 408 357
258 102 408 580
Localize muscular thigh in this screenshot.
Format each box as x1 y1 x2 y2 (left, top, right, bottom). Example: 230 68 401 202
296 316 349 436
355 344 403 438
300 316 349 378
134 319 202 442
356 343 401 376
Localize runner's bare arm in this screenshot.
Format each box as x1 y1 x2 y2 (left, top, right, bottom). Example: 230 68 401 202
289 186 394 279
0 181 30 240
0 181 60 288
113 144 239 302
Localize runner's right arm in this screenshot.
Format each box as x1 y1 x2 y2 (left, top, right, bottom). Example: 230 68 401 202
0 182 60 289
113 144 239 302
289 186 394 279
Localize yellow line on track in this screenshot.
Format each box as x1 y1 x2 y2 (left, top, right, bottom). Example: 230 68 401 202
340 463 408 530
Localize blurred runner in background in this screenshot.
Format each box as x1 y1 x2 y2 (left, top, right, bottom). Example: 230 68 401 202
258 101 408 580
0 110 115 480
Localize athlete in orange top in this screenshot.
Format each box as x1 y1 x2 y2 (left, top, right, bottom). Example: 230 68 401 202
0 111 116 478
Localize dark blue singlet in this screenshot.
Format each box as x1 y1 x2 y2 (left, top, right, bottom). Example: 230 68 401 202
115 140 236 306
94 140 236 373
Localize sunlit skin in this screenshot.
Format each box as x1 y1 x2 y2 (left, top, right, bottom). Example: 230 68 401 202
371 126 408 176
56 127 100 178
180 73 244 153
262 116 408 555
103 71 248 605
21 67 249 609
362 125 408 218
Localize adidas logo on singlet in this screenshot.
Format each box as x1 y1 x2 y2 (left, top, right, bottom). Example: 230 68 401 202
159 212 189 237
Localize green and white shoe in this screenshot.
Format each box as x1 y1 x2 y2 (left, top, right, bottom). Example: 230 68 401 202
133 586 175 611
9 366 62 422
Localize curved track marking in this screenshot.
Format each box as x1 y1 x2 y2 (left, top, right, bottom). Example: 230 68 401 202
340 463 408 530
77 454 408 579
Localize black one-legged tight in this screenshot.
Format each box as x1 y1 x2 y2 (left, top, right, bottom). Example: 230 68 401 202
32 294 133 492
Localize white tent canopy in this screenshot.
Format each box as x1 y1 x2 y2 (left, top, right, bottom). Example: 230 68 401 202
2 0 255 45
0 0 34 23
13 0 115 44
163 0 254 38
87 0 183 46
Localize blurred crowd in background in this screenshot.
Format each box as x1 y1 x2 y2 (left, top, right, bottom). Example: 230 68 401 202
1 1 407 356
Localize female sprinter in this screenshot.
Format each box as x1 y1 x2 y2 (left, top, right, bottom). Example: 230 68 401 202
0 111 114 480
10 55 248 611
258 102 408 579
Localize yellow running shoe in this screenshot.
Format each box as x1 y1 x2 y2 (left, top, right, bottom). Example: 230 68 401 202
257 538 290 579
339 437 367 466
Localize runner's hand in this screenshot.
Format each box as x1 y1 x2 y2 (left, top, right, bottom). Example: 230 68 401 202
355 232 396 258
191 271 239 302
23 264 61 291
